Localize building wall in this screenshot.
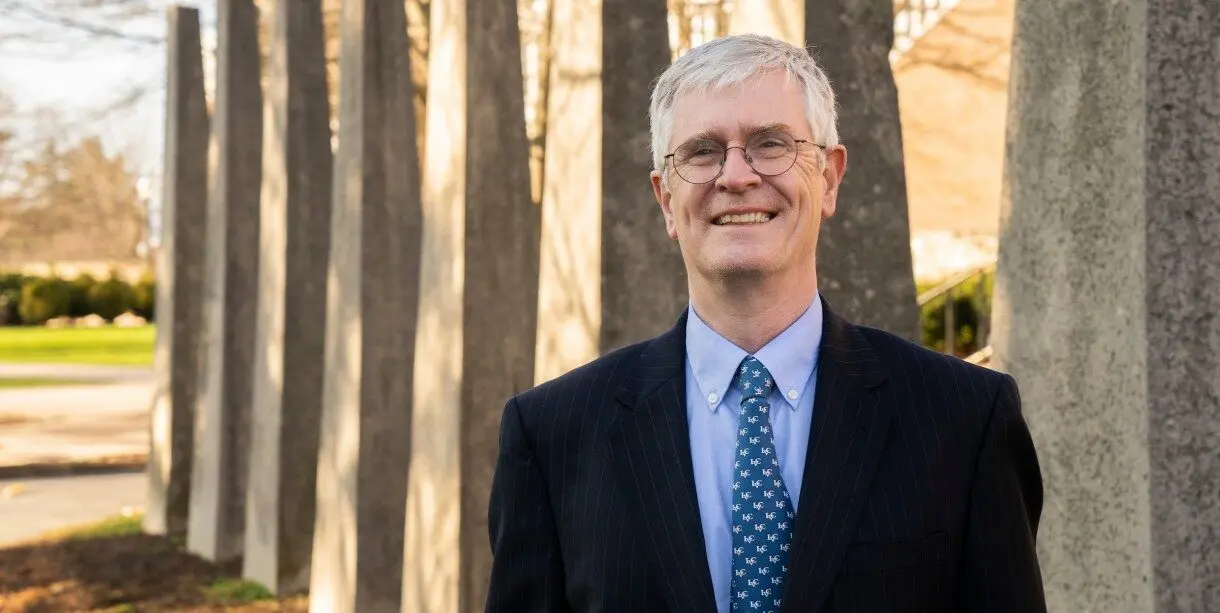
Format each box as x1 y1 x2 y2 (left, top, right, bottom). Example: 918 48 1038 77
1 260 151 282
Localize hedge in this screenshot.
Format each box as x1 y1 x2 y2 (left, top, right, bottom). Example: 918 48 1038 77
4 268 994 357
0 271 154 327
88 277 138 321
18 277 72 326
68 274 99 318
0 273 26 326
132 271 156 320
918 271 994 357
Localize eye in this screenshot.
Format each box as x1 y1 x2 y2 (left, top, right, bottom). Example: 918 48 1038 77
752 132 791 148
677 140 724 165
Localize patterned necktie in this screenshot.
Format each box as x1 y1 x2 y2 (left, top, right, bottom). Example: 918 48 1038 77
730 356 795 612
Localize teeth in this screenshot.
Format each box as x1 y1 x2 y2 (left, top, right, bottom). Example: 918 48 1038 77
716 212 772 225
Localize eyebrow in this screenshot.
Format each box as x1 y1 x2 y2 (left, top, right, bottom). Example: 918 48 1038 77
683 123 797 143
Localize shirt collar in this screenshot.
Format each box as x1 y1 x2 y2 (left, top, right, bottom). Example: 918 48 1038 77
686 293 824 412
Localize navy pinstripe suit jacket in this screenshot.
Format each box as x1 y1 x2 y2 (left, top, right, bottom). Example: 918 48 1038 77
487 301 1047 612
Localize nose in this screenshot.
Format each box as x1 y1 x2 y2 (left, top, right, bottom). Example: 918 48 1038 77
715 146 762 192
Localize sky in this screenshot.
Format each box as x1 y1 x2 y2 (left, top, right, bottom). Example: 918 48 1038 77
0 0 216 188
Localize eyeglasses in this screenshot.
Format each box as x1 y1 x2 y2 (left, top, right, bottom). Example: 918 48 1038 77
663 130 824 184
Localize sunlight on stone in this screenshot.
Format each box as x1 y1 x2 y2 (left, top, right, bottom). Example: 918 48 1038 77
405 0 467 607
534 0 603 385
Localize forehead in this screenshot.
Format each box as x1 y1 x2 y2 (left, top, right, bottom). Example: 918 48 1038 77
669 70 809 146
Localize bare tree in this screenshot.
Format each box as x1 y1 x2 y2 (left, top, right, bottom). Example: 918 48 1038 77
1 133 146 261
0 0 161 44
0 102 19 243
891 0 1009 91
0 0 164 163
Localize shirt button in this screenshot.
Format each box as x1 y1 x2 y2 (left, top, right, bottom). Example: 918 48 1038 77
707 392 718 404
787 389 798 400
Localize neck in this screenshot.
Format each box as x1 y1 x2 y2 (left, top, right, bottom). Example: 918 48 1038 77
689 267 818 354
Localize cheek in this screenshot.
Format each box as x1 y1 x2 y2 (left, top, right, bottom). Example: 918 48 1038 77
671 190 705 225
782 176 815 214
794 168 825 213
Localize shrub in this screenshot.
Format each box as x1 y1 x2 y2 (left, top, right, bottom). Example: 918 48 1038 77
67 273 99 318
131 271 156 321
0 293 16 326
18 277 71 325
0 273 24 293
919 271 994 357
0 273 26 326
88 277 137 322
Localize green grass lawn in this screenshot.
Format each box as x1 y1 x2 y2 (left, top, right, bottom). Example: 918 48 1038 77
0 376 93 389
42 513 145 541
0 326 155 366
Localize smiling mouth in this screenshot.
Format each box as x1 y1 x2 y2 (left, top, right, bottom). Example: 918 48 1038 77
714 212 774 225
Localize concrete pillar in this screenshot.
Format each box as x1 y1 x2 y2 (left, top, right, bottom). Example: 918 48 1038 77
601 0 688 353
402 0 539 608
992 0 1220 610
728 0 804 46
146 5 209 539
188 0 262 563
533 0 602 383
309 0 421 610
805 0 920 341
244 0 333 596
534 0 685 383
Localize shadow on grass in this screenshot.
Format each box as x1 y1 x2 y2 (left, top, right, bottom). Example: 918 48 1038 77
0 515 306 612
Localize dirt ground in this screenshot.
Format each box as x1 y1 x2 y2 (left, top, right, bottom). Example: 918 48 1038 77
0 530 308 612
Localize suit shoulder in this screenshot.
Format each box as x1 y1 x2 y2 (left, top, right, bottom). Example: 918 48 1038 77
854 324 1012 393
511 339 649 414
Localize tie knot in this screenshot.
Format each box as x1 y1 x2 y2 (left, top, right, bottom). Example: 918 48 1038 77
734 356 775 399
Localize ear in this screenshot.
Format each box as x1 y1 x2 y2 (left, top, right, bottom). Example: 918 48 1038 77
651 170 679 239
819 145 847 219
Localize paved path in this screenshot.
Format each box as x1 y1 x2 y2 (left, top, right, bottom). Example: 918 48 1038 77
0 365 150 546
0 471 145 546
0 362 153 383
0 364 153 467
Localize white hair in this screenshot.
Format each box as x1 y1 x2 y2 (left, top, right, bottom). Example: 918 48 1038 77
648 34 839 180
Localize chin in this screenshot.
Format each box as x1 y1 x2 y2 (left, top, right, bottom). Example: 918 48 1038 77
704 255 778 280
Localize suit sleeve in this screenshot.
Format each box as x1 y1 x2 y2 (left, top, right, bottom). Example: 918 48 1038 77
486 396 569 613
960 374 1048 612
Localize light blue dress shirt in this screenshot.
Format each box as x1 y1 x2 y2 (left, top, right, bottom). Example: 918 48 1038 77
684 296 823 613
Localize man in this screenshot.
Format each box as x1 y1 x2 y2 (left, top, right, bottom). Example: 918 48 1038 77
486 34 1045 613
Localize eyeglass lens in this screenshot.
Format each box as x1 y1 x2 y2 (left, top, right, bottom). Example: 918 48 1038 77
671 131 799 183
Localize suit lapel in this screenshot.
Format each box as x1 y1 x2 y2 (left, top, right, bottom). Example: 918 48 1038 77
609 310 718 613
782 301 893 613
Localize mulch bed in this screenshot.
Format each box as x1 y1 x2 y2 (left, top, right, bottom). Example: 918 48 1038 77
0 532 308 612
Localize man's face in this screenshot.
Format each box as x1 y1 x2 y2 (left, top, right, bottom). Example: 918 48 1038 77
651 70 846 284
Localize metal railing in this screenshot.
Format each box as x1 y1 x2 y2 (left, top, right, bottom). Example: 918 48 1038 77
917 262 995 361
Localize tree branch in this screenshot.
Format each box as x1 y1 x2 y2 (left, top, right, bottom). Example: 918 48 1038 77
0 0 163 46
